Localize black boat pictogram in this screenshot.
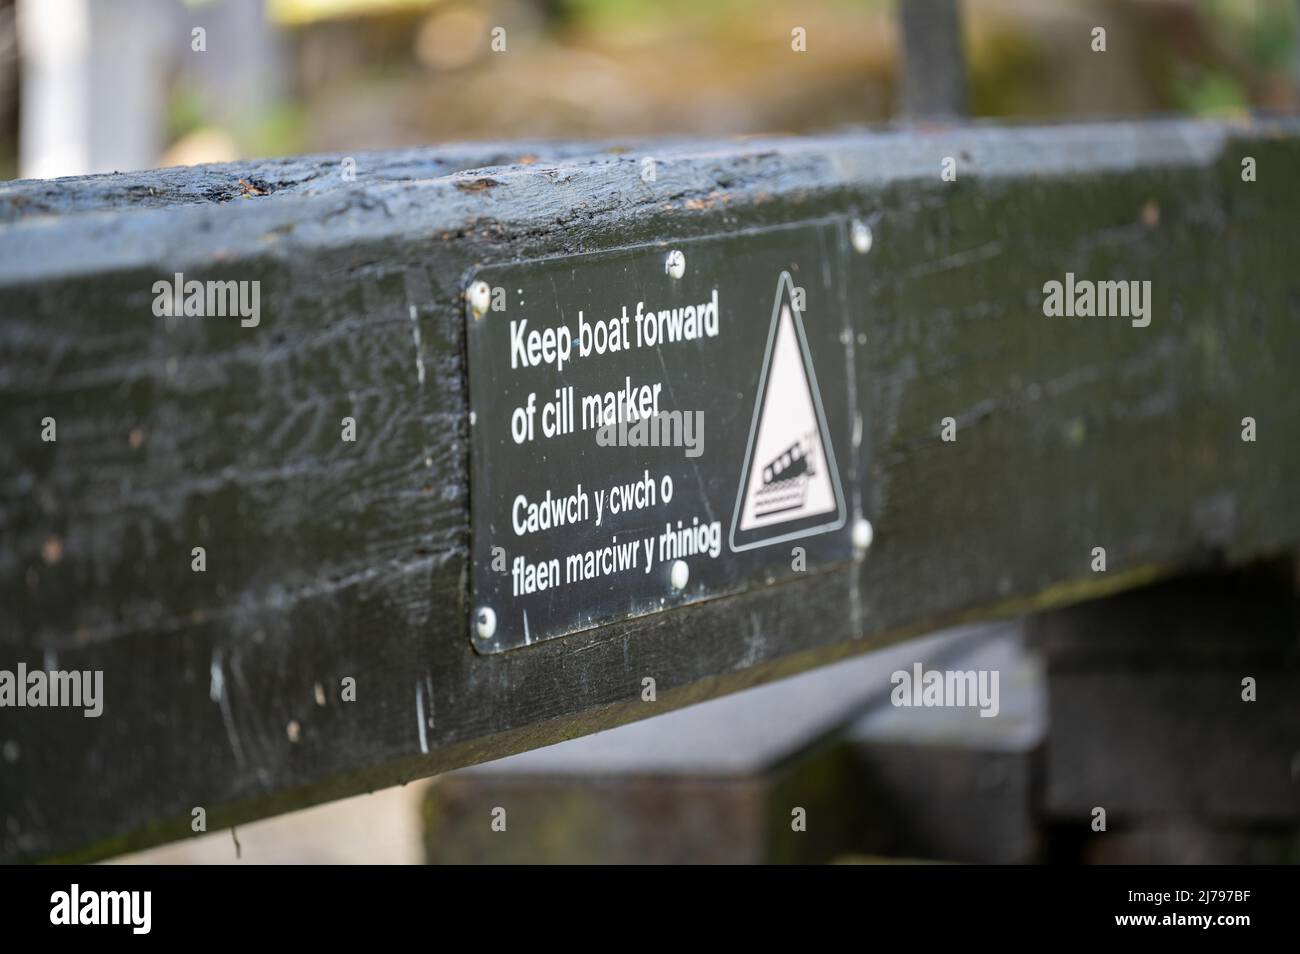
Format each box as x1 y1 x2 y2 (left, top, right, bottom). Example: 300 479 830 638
753 436 816 518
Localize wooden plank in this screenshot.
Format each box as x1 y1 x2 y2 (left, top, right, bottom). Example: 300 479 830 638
847 626 1044 863
1 118 1299 861
422 623 1028 864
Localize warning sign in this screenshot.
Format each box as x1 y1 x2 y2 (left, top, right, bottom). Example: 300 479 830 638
730 272 846 550
465 219 857 654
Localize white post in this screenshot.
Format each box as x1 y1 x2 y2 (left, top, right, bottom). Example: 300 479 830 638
17 0 172 179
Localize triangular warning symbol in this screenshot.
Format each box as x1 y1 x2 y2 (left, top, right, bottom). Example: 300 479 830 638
729 271 846 552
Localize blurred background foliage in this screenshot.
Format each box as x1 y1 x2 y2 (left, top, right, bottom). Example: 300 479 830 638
0 0 1297 180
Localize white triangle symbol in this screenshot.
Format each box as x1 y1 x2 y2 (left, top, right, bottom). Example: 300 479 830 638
729 272 846 551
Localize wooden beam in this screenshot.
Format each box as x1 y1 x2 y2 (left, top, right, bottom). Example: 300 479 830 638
1 118 1298 861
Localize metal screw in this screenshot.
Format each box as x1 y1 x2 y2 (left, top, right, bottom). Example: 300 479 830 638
852 518 874 555
467 280 492 319
665 249 686 280
473 606 497 641
670 559 689 591
850 219 873 255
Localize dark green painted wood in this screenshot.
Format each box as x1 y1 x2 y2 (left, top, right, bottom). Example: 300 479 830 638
1 119 1298 861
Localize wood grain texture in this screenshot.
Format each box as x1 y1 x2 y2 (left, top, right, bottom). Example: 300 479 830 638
1 119 1297 861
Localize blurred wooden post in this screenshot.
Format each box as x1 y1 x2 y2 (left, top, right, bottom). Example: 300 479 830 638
16 0 172 177
898 0 969 120
1294 0 1300 108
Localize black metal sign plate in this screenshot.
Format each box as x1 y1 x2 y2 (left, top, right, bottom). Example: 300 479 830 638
466 218 858 653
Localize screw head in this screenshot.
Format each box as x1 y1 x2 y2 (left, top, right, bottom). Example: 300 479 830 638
670 559 689 591
852 518 874 554
850 219 873 255
665 249 686 280
473 606 497 640
467 280 492 319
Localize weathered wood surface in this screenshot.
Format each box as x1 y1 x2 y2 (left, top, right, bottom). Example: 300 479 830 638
1 118 1298 861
